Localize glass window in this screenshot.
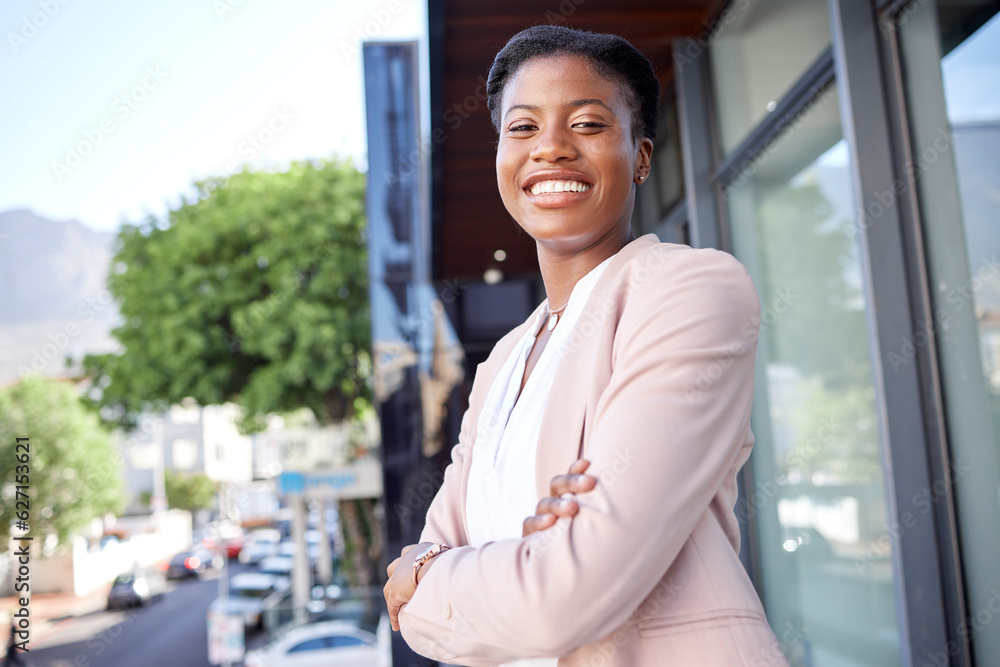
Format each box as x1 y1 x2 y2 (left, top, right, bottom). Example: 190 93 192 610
329 635 368 647
709 0 831 154
725 85 901 666
288 638 327 653
896 2 1000 664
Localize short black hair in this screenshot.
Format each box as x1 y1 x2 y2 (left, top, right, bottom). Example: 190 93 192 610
486 25 660 141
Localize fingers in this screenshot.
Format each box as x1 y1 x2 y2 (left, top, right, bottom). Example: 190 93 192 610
522 512 558 537
537 494 581 518
522 494 583 537
522 459 598 537
548 470 597 498
384 543 427 632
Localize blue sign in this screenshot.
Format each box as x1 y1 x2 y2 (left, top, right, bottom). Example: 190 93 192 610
278 471 359 497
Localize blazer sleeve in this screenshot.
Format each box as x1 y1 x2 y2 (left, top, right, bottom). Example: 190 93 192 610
399 248 761 665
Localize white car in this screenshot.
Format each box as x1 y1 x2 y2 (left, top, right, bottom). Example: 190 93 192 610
244 620 388 667
258 555 294 578
208 572 289 630
239 528 281 565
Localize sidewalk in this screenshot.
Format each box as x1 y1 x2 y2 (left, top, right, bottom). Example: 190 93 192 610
0 583 111 647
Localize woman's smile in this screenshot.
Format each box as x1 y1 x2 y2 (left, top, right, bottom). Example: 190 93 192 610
522 169 594 208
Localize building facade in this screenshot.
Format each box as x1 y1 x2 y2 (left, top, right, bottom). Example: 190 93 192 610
118 400 254 514
364 1 1000 665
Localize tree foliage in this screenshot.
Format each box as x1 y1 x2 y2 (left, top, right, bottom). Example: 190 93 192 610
82 159 371 432
0 376 123 544
165 470 216 512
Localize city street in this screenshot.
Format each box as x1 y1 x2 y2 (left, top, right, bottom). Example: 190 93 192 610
27 565 251 667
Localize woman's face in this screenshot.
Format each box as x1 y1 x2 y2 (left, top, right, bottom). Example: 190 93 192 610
495 54 653 255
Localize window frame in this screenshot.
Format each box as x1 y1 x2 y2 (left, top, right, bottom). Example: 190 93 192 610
672 0 967 662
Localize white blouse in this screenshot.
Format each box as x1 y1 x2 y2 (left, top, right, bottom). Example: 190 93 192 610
465 254 615 667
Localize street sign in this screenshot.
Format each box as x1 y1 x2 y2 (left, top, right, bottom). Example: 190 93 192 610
207 611 244 665
277 457 383 499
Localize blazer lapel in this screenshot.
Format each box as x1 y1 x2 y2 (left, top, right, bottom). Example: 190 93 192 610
457 302 545 540
533 235 661 501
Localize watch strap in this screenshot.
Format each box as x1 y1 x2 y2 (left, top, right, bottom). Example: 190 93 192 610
412 543 450 588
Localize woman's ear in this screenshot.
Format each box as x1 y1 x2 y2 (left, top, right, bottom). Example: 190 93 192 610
634 138 653 184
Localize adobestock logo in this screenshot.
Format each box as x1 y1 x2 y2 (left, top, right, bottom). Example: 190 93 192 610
7 0 72 54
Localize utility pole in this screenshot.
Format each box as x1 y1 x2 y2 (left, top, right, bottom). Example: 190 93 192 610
290 495 310 624
218 483 231 667
151 414 168 514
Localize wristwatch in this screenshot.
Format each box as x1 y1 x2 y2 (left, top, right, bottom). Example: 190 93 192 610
412 543 450 588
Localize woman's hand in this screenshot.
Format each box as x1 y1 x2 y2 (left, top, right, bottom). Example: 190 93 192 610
522 458 597 537
384 542 436 632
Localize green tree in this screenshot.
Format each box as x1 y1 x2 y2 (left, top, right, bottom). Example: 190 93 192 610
80 157 380 585
164 471 216 512
0 376 123 544
82 158 371 432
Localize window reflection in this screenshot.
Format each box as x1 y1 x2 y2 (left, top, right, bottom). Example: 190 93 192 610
727 87 900 666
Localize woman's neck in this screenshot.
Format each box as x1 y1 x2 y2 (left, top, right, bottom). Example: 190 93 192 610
536 229 633 309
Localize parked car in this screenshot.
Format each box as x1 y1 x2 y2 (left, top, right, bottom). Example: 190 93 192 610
225 533 245 559
106 570 166 609
208 572 289 631
200 520 245 559
258 555 294 578
239 528 281 565
243 621 386 667
277 531 322 565
166 549 224 579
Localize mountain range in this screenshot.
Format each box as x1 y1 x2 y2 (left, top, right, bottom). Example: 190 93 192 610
0 209 121 386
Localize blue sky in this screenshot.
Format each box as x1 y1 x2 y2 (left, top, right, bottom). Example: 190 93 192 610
0 0 422 231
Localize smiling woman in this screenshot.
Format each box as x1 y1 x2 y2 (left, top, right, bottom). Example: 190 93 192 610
382 25 786 666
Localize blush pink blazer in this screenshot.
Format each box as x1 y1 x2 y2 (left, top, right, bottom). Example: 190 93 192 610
399 235 789 666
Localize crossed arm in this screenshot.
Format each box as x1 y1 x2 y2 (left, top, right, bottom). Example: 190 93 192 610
384 458 598 630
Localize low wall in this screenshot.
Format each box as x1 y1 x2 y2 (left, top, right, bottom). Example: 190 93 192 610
26 510 192 596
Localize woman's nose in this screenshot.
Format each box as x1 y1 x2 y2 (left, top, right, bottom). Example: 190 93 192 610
529 125 577 163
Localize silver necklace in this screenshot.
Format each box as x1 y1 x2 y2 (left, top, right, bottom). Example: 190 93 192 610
545 302 569 331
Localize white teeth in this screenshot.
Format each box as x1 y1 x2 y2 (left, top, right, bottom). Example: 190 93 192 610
528 180 592 195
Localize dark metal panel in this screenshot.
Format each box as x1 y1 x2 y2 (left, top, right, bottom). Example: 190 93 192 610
364 41 451 667
826 0 951 663
428 0 446 287
673 37 723 251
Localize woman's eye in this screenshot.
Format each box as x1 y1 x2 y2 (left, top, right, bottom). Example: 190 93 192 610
573 122 607 129
508 123 536 132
